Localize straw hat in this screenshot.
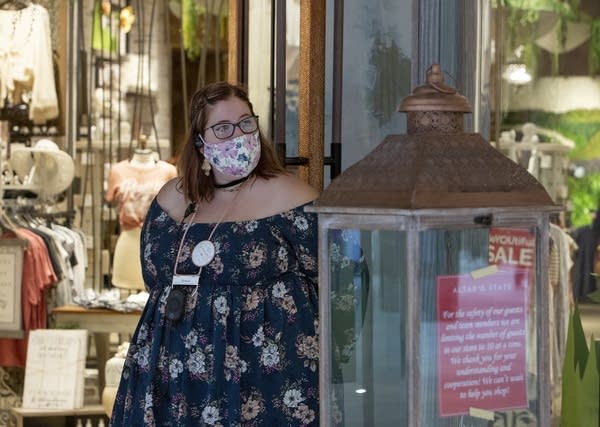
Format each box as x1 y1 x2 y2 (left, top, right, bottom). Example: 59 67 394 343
10 139 75 196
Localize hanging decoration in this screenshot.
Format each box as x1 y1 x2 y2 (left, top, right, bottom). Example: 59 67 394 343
181 0 202 60
498 0 590 76
119 5 135 34
92 0 119 55
172 0 227 63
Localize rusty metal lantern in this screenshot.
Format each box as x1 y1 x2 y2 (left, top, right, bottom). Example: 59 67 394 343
307 64 559 426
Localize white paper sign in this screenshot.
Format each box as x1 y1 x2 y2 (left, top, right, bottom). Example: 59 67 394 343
22 329 88 409
0 242 25 335
0 251 17 323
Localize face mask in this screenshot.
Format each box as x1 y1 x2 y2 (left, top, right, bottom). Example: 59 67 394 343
203 131 261 178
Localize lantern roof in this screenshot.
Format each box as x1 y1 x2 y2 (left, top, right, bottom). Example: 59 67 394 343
313 64 558 211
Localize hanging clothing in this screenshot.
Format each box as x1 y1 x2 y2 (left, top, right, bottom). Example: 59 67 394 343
549 223 577 415
572 213 600 301
0 228 57 367
0 217 86 367
0 4 59 123
52 223 87 299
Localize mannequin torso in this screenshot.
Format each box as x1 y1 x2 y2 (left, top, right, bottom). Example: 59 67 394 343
129 149 157 168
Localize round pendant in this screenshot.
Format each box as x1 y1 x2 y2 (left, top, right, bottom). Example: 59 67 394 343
191 240 215 267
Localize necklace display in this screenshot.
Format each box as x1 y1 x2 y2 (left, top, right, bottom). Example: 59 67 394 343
166 181 247 321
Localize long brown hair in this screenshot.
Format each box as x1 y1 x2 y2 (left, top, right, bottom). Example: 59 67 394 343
177 82 285 203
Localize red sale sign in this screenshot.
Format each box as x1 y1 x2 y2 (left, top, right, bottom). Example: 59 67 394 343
436 267 529 416
488 228 535 269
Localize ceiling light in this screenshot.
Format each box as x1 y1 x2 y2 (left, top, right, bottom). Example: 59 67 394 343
502 63 532 85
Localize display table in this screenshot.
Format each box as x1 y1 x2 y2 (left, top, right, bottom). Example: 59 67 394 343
51 305 142 334
51 305 142 392
11 404 108 427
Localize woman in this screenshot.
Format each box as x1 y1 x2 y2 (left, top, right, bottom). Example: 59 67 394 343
110 82 320 426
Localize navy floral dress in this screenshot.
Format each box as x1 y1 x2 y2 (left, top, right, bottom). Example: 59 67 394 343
110 199 319 426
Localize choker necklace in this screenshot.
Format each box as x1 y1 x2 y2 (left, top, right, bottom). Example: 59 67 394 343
214 175 249 189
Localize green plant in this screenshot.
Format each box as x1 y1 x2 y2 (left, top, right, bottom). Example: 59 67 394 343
504 109 600 155
572 131 600 160
560 304 599 427
567 174 600 228
502 109 600 228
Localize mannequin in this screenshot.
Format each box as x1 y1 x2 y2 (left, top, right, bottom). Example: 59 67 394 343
111 228 145 290
106 135 177 290
129 134 157 168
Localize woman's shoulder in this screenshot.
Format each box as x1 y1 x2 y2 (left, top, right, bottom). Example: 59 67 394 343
258 172 319 206
154 177 189 221
273 172 319 197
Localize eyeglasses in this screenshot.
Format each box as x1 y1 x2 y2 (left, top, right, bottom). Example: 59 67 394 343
205 115 259 140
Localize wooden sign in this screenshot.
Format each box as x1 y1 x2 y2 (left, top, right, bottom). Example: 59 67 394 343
22 329 88 409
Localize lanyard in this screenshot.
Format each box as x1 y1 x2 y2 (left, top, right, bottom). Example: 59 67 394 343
171 182 246 291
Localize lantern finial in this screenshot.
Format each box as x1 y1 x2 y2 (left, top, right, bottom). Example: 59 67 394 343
426 63 456 94
399 63 471 133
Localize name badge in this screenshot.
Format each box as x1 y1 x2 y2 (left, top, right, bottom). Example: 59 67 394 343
172 274 199 286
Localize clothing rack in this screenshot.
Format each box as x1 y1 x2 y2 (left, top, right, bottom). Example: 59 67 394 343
1 149 75 227
4 205 75 227
3 196 72 211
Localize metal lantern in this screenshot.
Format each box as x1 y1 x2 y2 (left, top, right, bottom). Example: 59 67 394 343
307 64 559 426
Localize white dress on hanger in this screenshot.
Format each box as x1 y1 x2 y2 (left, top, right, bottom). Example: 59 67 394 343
0 4 59 123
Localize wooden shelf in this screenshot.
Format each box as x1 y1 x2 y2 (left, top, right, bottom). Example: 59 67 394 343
12 404 105 417
12 404 108 427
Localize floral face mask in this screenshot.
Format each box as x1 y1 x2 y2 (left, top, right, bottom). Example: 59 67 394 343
202 131 261 178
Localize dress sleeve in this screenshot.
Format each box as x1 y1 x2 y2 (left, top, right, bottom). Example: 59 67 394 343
139 197 159 290
277 205 319 286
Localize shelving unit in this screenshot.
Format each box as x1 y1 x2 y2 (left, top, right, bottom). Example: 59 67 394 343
11 404 108 427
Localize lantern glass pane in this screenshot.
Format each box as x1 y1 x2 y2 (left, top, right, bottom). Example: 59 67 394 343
326 228 408 426
419 226 538 425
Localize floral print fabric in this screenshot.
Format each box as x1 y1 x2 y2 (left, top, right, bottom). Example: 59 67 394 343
110 199 319 426
203 131 261 178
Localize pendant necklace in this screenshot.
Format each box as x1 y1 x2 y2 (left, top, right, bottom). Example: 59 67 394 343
166 181 247 322
171 180 248 289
